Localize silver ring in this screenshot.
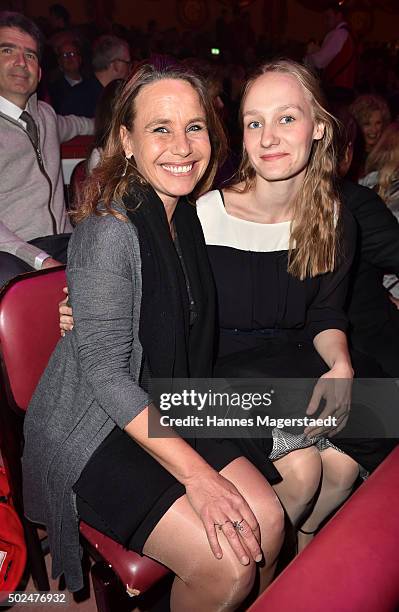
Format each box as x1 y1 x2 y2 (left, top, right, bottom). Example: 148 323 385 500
232 519 245 532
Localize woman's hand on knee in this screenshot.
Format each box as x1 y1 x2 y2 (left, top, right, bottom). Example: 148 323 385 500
184 469 262 565
59 286 74 336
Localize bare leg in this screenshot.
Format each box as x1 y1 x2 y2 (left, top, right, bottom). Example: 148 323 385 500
221 456 285 596
272 446 322 526
297 448 359 551
143 457 284 612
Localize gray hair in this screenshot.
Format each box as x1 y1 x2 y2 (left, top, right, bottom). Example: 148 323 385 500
92 35 128 72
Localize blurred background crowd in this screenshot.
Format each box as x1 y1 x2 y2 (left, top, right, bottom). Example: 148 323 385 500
23 0 399 173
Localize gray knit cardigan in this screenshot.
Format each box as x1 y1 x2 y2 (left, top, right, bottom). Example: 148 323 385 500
22 212 150 592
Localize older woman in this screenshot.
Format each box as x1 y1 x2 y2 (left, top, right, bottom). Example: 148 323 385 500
22 66 285 611
359 120 399 307
350 94 391 178
361 121 399 223
350 94 391 154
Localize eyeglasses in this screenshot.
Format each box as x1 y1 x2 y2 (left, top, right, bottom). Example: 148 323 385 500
112 58 131 67
59 51 80 58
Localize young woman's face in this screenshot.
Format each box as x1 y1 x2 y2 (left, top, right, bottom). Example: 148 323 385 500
361 109 383 152
121 78 211 207
242 72 324 185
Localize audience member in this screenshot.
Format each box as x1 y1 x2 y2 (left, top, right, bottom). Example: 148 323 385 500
48 39 82 113
305 1 356 99
334 107 399 376
350 94 391 176
362 121 399 218
201 60 381 553
58 34 131 117
86 78 124 172
360 121 399 302
329 101 363 181
0 11 93 286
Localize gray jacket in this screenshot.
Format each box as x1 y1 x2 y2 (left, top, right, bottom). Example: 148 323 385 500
0 94 93 267
22 212 149 591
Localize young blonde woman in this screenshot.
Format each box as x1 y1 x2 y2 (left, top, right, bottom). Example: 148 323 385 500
197 60 373 550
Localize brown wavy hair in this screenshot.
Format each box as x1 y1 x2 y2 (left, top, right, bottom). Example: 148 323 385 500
365 122 399 206
74 64 227 223
233 59 341 280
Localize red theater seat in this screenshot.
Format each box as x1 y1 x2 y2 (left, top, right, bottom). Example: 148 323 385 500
0 269 169 610
249 445 399 612
60 135 94 159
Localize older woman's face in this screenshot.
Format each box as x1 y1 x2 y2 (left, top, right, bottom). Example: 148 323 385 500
121 78 211 207
242 72 324 185
361 109 383 152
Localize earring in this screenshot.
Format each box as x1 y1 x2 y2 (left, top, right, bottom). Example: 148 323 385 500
122 154 132 177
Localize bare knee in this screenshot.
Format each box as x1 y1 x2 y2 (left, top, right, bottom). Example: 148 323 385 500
321 450 359 490
293 447 322 503
221 557 256 607
256 493 285 555
186 555 256 609
274 446 322 506
219 457 285 556
267 496 285 535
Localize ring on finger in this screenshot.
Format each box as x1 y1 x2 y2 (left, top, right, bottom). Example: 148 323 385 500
232 519 245 532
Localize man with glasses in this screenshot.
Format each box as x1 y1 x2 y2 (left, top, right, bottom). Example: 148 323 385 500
49 40 82 113
59 34 131 118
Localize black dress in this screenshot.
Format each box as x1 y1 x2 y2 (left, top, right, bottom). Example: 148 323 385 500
73 225 281 554
341 179 399 377
197 190 395 473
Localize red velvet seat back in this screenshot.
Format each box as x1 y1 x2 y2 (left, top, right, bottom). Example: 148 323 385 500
0 269 66 412
249 446 399 612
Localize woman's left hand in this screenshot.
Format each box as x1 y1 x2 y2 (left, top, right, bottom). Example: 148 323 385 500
304 364 353 439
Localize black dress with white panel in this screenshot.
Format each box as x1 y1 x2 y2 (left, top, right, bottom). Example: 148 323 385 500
197 189 392 473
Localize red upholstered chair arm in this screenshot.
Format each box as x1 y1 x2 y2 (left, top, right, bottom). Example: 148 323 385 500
249 446 399 612
61 136 94 159
79 522 169 596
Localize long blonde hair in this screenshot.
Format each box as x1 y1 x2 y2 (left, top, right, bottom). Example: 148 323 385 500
74 64 227 223
234 59 340 280
365 122 399 206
